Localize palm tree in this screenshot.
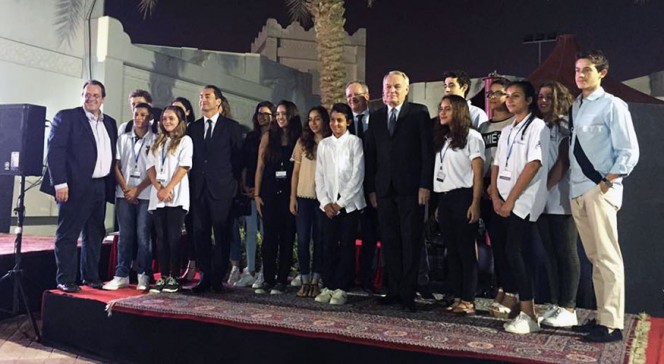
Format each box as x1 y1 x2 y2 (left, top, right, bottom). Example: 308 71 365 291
135 0 373 109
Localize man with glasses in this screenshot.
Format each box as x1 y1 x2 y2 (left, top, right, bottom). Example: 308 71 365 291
443 70 488 129
41 80 118 293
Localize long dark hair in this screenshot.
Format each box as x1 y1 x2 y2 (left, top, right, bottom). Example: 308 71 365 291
266 100 302 162
301 106 331 160
433 95 471 152
251 101 275 132
170 97 195 124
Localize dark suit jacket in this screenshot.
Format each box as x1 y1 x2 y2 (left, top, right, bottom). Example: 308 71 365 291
365 102 433 197
40 107 118 203
187 115 243 201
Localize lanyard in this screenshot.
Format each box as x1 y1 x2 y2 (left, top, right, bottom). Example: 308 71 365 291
131 136 145 166
505 117 530 168
438 139 451 168
160 141 168 172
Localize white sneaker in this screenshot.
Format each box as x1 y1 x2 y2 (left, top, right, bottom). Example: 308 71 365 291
136 273 150 291
252 272 265 289
504 312 541 334
102 276 129 290
539 304 559 322
290 274 302 287
329 289 347 305
315 288 333 303
227 266 241 285
542 307 578 328
234 268 256 287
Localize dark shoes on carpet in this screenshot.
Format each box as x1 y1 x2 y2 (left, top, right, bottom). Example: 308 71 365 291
82 280 103 289
57 283 81 293
574 319 623 343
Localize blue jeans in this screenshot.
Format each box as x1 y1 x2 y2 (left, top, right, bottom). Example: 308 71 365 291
296 198 322 276
230 217 242 262
244 200 262 272
115 198 153 277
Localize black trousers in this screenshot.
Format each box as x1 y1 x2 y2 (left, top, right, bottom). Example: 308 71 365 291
377 193 424 303
261 193 295 286
191 187 233 286
506 213 536 301
438 188 478 302
358 201 379 288
484 200 517 294
321 209 359 291
153 207 186 278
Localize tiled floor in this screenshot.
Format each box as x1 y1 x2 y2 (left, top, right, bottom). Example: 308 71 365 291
0 315 101 363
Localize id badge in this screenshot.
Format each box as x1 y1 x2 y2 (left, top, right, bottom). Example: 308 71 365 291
499 170 512 181
130 166 142 179
156 171 167 183
275 170 287 179
436 169 445 183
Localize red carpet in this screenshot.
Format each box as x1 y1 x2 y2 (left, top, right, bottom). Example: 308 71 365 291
646 316 664 364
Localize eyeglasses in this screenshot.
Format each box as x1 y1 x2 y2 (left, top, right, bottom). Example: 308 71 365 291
257 112 273 117
487 91 507 98
346 93 366 99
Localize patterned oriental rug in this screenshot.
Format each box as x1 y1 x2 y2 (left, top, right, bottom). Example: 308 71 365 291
106 288 651 364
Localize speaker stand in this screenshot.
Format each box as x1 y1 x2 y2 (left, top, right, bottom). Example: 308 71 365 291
0 175 41 341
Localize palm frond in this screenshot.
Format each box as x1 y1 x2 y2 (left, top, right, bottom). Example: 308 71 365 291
285 0 312 24
54 0 85 48
137 0 159 19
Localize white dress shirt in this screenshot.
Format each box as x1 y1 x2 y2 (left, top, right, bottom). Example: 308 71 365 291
315 131 366 213
85 110 113 179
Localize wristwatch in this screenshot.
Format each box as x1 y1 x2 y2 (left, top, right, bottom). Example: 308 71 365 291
601 177 613 188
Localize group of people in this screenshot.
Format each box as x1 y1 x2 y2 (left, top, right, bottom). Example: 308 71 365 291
41 49 638 343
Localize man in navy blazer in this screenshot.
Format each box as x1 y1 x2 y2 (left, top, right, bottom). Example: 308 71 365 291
40 80 118 293
188 85 243 293
365 71 433 311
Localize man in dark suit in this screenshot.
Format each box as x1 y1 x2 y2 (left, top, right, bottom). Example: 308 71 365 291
365 71 433 311
41 80 118 293
188 85 243 293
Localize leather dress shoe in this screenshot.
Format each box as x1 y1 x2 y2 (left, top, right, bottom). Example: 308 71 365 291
82 280 103 289
57 283 81 293
377 295 401 306
582 326 623 343
402 300 417 313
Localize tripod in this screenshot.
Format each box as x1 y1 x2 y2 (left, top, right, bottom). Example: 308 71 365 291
0 175 41 340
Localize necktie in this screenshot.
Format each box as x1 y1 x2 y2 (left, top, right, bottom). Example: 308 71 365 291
356 114 365 140
388 108 397 136
205 119 213 142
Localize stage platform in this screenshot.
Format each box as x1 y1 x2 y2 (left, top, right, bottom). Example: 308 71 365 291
40 284 660 364
0 233 112 318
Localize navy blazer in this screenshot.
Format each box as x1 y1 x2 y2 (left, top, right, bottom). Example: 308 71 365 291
187 115 243 201
40 107 118 203
365 102 433 197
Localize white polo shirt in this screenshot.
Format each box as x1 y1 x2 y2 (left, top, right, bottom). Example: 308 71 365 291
433 129 485 193
146 136 193 212
115 129 156 200
543 120 572 215
493 114 550 221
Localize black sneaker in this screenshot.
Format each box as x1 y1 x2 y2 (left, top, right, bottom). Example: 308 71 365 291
162 276 180 293
270 283 286 295
582 326 623 343
150 278 166 293
572 318 599 333
254 282 273 294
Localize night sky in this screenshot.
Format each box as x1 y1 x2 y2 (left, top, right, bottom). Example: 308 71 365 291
106 0 664 96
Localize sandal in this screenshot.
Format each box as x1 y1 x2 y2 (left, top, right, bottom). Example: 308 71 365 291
452 300 476 316
490 293 519 319
309 282 321 298
297 283 311 297
445 298 461 312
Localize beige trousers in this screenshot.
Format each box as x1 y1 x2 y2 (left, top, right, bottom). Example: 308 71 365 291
570 184 624 330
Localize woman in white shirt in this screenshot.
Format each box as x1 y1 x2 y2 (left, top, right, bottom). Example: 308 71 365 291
536 81 580 328
490 81 549 334
314 103 366 305
433 95 485 315
146 106 193 294
290 106 332 298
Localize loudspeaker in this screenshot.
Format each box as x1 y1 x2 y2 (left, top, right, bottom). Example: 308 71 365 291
0 104 46 177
